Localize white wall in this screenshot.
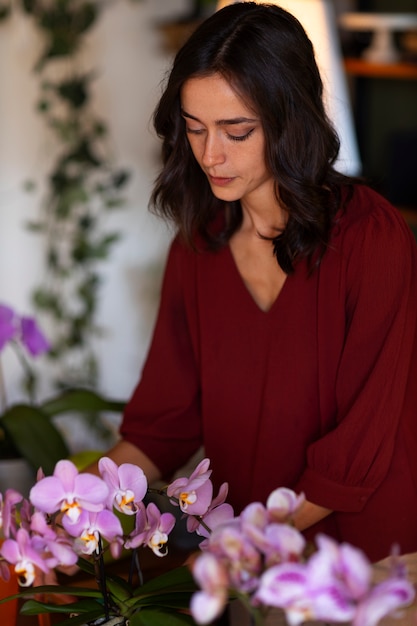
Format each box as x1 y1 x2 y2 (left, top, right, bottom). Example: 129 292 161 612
0 0 188 444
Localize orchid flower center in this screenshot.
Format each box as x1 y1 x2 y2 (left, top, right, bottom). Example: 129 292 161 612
116 489 137 513
61 499 82 523
80 529 100 554
149 530 169 557
15 560 35 587
179 491 197 511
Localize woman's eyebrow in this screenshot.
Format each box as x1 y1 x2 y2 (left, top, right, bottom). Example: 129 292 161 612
181 108 258 125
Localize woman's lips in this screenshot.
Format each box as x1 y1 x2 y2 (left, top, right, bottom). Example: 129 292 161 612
208 175 235 187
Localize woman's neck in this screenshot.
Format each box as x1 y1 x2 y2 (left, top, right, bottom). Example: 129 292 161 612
240 196 286 239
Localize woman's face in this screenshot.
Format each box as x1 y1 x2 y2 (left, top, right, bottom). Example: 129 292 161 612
181 73 275 208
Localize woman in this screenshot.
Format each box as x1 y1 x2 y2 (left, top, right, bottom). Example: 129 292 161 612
109 2 417 562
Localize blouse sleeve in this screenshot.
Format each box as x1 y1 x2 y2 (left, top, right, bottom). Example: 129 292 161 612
120 238 202 479
295 197 417 512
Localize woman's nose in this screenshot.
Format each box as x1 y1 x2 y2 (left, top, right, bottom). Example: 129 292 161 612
202 135 225 167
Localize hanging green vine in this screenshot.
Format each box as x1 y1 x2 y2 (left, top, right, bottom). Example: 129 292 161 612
0 0 139 390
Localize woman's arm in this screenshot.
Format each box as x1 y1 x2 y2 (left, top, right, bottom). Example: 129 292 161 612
87 439 162 484
292 499 332 531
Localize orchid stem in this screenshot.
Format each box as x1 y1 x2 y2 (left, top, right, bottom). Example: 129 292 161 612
95 537 111 621
12 340 37 404
128 548 143 588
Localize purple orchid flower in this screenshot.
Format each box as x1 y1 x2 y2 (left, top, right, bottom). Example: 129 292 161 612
64 508 123 556
256 533 415 626
98 456 147 514
167 457 213 516
255 561 315 625
125 501 175 557
266 487 305 522
0 489 25 539
0 528 50 586
290 535 370 624
187 482 234 538
0 560 11 582
30 512 78 569
20 316 50 356
0 304 49 356
208 523 261 593
29 459 109 524
191 552 229 625
246 521 306 567
353 577 415 626
309 535 372 599
0 304 17 351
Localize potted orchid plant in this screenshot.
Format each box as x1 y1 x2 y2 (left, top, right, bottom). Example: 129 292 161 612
0 302 125 480
0 455 415 626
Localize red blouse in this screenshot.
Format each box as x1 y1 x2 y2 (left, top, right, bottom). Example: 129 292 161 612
121 185 417 561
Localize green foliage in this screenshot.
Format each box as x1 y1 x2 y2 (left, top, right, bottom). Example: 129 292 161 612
10 565 198 625
0 0 134 391
0 388 125 473
1 404 69 474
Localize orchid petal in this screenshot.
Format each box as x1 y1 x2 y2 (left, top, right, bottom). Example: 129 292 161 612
20 317 50 356
190 590 226 625
30 476 69 513
266 488 305 518
0 304 17 350
353 578 416 626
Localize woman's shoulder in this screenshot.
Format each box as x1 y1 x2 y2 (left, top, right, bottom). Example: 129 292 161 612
335 183 414 247
340 183 399 222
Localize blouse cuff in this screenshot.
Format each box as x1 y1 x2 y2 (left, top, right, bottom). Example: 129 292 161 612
295 467 374 513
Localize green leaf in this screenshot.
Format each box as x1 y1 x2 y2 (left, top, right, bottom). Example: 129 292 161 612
1 404 70 473
133 567 196 596
25 221 45 232
40 388 125 417
130 608 196 625
57 77 90 108
20 597 103 615
113 170 130 189
105 198 126 209
16 584 103 600
128 591 195 612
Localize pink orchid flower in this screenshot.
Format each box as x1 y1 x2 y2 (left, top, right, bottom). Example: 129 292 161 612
187 482 234 538
353 577 415 626
30 511 78 569
125 502 175 557
0 560 10 582
20 316 50 356
208 523 261 593
191 552 229 625
266 487 305 521
0 304 17 350
0 489 24 539
0 304 49 356
255 561 314 625
246 520 306 567
0 528 50 586
65 508 123 556
167 458 213 516
30 459 109 524
98 456 147 514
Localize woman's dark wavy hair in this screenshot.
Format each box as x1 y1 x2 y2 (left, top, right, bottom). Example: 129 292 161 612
150 1 355 272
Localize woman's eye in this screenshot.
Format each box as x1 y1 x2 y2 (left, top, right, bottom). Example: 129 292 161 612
186 127 204 135
227 129 254 142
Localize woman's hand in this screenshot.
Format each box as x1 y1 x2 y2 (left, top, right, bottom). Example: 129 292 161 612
292 499 332 531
